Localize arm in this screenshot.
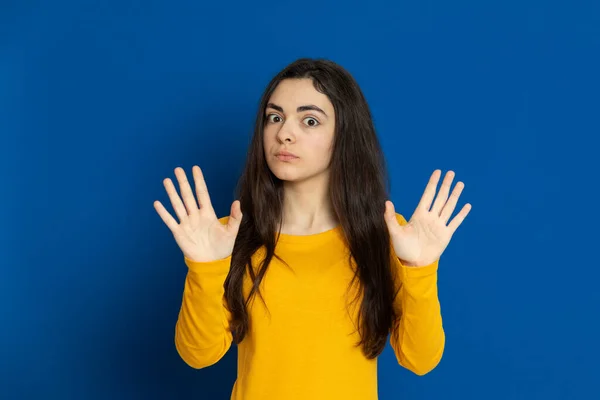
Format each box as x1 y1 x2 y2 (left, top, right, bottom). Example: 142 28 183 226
389 213 445 375
389 259 445 375
174 255 233 369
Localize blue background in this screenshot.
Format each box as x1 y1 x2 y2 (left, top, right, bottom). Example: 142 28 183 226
2 0 598 399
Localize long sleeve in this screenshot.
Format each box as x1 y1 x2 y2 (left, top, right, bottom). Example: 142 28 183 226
389 260 445 375
174 255 233 369
389 213 445 375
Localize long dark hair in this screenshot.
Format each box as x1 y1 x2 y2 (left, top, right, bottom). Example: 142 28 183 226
224 58 398 359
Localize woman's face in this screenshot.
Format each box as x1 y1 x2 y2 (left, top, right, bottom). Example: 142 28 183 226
263 78 336 183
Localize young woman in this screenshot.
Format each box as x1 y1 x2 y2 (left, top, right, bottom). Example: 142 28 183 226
153 58 472 399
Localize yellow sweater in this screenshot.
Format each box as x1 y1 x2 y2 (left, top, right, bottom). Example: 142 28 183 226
175 213 444 399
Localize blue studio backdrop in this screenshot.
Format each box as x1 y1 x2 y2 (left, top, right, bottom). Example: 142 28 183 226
2 1 599 399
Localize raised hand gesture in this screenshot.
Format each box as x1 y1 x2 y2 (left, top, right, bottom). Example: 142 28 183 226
153 166 243 263
384 170 472 267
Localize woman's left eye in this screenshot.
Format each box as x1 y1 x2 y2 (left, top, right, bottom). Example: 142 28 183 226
303 117 319 127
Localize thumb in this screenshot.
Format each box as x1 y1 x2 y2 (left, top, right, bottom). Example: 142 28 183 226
227 200 243 232
384 201 399 231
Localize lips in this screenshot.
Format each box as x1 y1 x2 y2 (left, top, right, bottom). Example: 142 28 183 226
276 150 298 158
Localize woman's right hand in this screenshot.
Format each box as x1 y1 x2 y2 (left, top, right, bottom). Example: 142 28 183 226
153 166 243 263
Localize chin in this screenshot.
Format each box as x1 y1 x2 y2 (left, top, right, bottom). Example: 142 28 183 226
271 170 301 182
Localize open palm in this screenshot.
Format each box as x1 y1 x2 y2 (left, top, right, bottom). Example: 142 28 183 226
153 166 243 262
385 170 472 267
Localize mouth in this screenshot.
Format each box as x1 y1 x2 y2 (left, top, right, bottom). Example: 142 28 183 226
276 154 299 162
275 149 299 161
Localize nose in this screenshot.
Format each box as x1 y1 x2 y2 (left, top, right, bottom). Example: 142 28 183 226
276 120 295 144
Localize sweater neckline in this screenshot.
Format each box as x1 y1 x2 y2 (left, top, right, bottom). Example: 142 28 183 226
275 224 343 245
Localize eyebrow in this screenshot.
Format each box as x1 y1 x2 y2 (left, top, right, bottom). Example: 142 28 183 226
266 103 328 118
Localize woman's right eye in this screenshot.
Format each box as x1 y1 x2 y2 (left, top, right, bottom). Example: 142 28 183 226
267 114 282 123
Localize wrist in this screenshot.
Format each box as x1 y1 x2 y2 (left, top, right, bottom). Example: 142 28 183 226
399 258 426 268
398 258 419 267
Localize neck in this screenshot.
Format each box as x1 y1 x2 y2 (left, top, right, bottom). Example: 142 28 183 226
280 175 338 234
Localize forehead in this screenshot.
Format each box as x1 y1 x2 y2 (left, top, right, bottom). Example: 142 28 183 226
268 78 333 112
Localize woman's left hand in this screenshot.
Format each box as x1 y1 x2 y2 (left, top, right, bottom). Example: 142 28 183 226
384 170 472 267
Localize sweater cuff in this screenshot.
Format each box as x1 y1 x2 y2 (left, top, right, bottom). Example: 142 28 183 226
399 259 438 278
184 254 232 276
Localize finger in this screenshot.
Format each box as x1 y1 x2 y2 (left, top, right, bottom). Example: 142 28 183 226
384 201 399 230
192 166 214 211
175 167 199 215
153 200 180 232
227 200 243 232
164 178 188 222
416 169 442 213
440 181 465 224
431 171 455 215
447 203 472 234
